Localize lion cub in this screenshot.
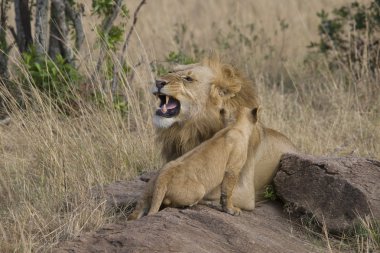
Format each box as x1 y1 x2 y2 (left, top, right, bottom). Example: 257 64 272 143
128 107 258 220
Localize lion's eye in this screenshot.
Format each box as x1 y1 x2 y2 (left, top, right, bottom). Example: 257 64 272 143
182 76 193 82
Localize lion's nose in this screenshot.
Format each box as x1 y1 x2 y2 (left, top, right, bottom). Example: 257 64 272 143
155 80 167 90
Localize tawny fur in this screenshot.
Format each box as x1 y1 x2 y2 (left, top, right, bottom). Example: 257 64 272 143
154 55 259 161
152 56 297 210
128 107 258 220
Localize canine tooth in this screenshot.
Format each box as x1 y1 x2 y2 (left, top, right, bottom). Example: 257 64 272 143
162 104 167 113
166 95 169 104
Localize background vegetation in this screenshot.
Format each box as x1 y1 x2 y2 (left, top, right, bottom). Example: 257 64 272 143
0 0 379 252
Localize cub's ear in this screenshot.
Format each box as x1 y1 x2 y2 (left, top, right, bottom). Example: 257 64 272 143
251 107 260 123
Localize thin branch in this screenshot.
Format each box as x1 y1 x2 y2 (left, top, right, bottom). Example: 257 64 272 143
101 0 124 35
121 0 146 57
93 0 124 77
111 0 147 94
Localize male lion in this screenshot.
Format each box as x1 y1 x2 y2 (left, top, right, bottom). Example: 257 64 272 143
152 56 297 210
129 107 258 220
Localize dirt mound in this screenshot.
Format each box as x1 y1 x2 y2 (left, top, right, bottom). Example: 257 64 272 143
56 174 320 253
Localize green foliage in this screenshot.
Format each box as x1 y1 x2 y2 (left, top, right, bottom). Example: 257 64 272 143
98 25 124 51
92 0 129 18
213 19 288 61
152 21 199 76
91 92 128 116
166 51 196 65
154 64 169 76
22 47 82 103
342 219 380 251
92 0 115 16
353 220 380 242
152 51 196 77
264 184 277 201
91 0 131 112
173 23 187 47
91 0 129 53
112 94 128 116
309 0 380 74
214 20 257 50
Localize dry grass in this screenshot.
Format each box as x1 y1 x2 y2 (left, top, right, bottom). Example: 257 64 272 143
0 41 160 251
258 69 380 158
0 0 379 252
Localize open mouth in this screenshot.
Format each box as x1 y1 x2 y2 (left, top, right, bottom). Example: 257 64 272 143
154 93 181 118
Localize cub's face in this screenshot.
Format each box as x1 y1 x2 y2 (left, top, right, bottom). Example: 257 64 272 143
152 65 215 128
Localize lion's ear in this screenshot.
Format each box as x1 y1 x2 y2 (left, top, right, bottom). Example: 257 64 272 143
210 82 239 108
216 65 242 98
221 65 234 78
209 63 241 106
212 81 241 99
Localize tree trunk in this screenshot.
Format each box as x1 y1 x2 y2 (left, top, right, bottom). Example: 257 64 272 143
64 0 84 52
14 0 32 53
49 0 72 63
35 0 49 55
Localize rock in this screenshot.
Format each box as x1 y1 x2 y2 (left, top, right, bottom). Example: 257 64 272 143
274 153 380 234
90 172 156 211
57 173 320 253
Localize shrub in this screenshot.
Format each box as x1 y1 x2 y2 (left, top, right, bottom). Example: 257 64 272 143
309 0 380 76
21 47 82 106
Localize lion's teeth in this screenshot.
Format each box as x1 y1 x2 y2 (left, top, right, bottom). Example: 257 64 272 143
162 104 167 113
166 95 169 104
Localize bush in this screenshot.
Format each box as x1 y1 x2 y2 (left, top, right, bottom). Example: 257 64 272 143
309 0 380 76
21 47 82 107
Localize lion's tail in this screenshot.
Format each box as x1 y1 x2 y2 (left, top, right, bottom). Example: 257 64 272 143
147 174 168 215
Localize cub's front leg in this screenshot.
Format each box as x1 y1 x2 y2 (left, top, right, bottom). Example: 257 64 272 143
220 171 241 216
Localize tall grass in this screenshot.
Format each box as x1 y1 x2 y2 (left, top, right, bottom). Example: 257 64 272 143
0 42 160 251
0 0 379 252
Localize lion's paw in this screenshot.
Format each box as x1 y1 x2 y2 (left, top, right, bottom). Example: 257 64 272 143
223 206 241 216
